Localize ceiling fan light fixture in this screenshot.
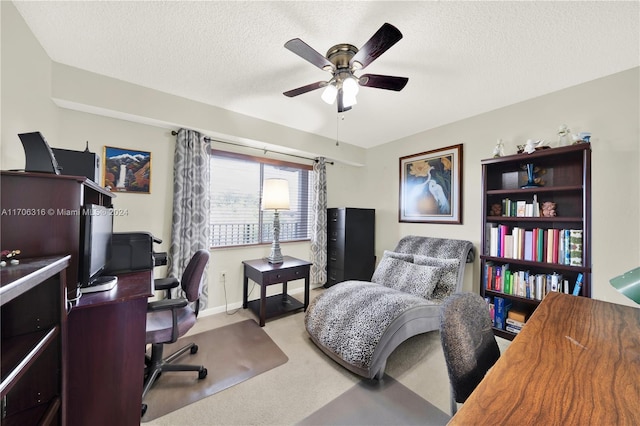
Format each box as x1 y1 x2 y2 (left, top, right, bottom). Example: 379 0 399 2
321 83 338 104
343 92 358 108
342 76 359 107
283 23 407 112
343 76 360 97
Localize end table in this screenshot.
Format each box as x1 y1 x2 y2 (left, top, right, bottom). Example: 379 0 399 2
242 256 312 326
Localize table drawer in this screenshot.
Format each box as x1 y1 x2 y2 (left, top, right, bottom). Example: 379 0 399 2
263 266 308 285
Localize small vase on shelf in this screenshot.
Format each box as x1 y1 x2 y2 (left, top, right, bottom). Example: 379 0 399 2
521 163 540 189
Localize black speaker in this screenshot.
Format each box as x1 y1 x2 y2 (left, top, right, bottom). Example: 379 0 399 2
18 132 61 174
52 146 101 183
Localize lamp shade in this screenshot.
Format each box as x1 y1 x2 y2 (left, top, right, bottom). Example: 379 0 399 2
262 178 290 210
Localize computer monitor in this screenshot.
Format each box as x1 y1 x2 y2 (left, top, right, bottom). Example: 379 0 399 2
79 204 114 287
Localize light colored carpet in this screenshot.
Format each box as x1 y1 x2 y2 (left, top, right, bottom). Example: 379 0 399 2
145 288 511 425
142 319 288 422
297 375 450 426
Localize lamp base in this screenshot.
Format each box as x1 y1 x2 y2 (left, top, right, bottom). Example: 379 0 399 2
267 242 284 264
267 210 284 264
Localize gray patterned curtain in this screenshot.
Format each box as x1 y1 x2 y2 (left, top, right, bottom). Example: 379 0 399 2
168 128 211 308
310 157 327 285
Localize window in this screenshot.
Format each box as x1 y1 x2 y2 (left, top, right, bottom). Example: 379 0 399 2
210 150 313 248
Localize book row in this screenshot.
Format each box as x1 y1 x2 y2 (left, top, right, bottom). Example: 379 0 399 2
484 262 584 300
487 297 520 331
497 197 541 218
487 224 583 266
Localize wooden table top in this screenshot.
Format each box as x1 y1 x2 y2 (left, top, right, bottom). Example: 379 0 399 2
449 292 640 425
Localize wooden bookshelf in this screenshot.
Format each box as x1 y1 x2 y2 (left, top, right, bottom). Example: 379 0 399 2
1 256 70 425
479 143 591 340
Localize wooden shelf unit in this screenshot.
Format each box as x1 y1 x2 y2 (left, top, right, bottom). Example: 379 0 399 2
480 143 592 340
0 171 115 299
1 256 70 426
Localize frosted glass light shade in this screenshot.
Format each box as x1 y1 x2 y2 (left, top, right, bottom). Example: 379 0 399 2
342 76 360 97
342 76 359 107
262 178 290 210
321 84 338 104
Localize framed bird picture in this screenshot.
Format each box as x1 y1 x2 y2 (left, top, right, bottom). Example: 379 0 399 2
399 144 463 224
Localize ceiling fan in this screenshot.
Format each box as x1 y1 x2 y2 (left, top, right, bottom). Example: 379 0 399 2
283 23 409 113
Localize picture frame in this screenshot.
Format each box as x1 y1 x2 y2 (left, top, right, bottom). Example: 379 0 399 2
102 146 151 193
399 144 463 224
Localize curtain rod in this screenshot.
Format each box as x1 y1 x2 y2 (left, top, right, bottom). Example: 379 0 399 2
171 130 333 164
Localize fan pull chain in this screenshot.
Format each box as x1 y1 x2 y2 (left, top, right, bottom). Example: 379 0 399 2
336 114 345 146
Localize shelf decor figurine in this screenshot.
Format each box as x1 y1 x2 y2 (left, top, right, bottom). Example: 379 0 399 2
541 201 557 217
578 132 592 143
492 139 505 157
558 124 571 147
523 139 536 154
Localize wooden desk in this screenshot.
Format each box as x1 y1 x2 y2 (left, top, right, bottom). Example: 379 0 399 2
449 292 640 425
242 256 311 326
66 269 152 426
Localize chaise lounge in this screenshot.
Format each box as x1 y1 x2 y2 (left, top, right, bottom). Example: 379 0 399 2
305 235 474 379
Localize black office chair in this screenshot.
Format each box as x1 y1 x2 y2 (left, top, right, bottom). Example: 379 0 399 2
142 249 210 408
439 292 500 415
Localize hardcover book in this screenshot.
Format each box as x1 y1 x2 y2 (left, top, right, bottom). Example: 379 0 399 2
494 296 512 330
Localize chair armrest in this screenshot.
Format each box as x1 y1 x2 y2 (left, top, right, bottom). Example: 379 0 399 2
154 277 179 298
147 298 188 312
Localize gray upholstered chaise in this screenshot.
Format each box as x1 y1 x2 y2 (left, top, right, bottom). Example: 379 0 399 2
304 235 474 379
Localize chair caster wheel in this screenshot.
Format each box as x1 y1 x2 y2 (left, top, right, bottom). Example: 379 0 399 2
198 368 208 380
141 403 147 417
190 344 198 354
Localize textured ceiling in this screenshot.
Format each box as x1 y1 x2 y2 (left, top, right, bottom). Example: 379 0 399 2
13 1 640 148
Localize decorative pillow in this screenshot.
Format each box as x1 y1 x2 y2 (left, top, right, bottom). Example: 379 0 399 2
371 256 443 299
382 250 414 263
412 255 460 301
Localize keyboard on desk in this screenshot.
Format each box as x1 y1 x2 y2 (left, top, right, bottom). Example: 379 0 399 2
80 276 118 294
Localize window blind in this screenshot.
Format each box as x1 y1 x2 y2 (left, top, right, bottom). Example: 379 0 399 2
210 152 312 247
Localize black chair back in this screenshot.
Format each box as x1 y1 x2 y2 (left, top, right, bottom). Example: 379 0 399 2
440 292 500 411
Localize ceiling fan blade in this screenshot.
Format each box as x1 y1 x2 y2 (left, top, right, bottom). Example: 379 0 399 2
359 74 409 91
285 38 333 70
350 23 403 69
283 81 326 97
337 89 352 113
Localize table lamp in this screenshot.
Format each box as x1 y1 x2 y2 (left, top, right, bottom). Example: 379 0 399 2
262 178 290 264
610 266 640 305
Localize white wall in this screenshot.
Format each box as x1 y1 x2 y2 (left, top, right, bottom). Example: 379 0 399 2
0 1 59 166
366 67 640 307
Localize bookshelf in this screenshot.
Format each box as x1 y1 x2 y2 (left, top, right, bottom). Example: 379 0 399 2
1 256 70 425
480 143 591 340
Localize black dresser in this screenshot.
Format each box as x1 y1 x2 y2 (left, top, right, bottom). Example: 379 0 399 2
326 208 375 287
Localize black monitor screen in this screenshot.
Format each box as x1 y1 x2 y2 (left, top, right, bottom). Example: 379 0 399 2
80 204 113 286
